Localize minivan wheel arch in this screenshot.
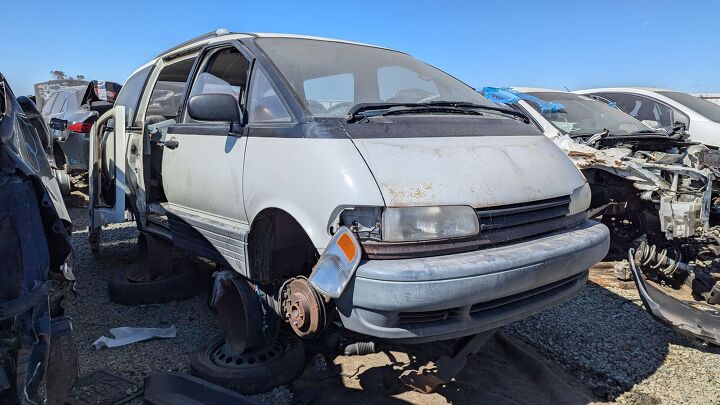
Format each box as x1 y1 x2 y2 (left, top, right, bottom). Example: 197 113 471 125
247 208 319 286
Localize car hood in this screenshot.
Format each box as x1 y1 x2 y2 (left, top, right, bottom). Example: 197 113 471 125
343 117 586 207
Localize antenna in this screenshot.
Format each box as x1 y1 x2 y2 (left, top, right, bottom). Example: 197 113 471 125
563 85 570 92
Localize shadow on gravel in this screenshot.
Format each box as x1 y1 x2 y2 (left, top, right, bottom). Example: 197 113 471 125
505 280 720 402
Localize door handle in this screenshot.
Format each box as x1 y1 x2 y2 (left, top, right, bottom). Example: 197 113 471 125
164 138 179 150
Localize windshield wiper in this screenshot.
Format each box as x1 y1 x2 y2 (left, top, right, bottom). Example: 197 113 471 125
345 101 530 123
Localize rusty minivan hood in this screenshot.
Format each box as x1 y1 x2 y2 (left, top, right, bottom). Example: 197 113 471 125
350 133 585 208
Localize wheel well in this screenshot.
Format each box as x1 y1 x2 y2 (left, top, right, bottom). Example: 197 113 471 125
247 209 319 285
52 141 66 168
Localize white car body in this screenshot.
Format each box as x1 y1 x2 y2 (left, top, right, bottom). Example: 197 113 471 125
575 87 720 147
89 32 609 343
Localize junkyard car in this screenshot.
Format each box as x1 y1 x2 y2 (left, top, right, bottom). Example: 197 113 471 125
576 87 720 147
487 87 720 345
0 73 76 403
89 31 609 392
41 80 121 181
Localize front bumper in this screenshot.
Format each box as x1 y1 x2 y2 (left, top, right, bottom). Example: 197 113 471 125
335 220 609 343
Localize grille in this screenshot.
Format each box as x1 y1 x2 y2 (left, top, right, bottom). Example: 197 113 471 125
475 196 570 245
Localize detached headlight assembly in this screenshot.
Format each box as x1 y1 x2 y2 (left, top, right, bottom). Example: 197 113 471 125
568 183 592 215
382 206 479 242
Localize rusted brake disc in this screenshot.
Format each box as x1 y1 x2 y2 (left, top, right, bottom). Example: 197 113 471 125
281 277 327 339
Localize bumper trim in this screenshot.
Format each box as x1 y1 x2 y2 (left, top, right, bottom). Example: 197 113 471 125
336 220 609 343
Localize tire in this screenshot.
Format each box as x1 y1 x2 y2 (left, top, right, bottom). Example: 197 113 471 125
108 259 200 305
53 168 71 197
191 332 305 395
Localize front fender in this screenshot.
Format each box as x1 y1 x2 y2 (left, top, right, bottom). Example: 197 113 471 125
243 136 384 249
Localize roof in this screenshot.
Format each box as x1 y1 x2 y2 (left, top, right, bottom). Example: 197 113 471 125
511 87 565 94
575 87 672 94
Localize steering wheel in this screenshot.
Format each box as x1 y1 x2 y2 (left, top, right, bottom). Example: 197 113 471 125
385 89 437 103
324 102 354 117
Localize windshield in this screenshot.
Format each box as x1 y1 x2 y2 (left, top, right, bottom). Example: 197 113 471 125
526 92 654 135
658 91 720 123
255 38 494 118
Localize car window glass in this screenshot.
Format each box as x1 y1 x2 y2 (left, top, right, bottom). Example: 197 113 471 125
115 64 153 127
378 65 439 102
41 93 57 115
303 73 354 115
52 92 67 114
145 58 195 121
189 47 251 106
248 67 291 123
599 93 673 128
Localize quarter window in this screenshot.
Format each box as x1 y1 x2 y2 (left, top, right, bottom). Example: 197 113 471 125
248 67 291 123
189 47 251 106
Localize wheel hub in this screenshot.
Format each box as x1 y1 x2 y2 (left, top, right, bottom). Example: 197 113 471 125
281 277 326 339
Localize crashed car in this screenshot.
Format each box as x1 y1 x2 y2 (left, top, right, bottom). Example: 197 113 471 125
485 87 720 345
41 81 121 192
0 73 76 403
577 87 720 147
89 30 608 393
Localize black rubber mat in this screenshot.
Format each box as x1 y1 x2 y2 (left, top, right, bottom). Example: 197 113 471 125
65 370 142 405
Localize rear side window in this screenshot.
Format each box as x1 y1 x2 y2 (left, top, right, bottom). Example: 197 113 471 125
145 58 195 121
115 65 153 127
248 67 291 123
51 92 67 114
41 93 57 115
598 93 675 128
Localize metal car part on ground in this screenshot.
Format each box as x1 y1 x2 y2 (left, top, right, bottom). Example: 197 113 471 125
0 73 76 404
87 30 609 392
496 87 720 344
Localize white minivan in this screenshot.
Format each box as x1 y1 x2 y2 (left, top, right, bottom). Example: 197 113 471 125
89 30 609 393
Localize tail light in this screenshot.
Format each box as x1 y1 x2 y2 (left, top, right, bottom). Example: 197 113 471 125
67 118 97 134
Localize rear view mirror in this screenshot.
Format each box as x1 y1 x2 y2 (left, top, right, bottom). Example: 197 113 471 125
187 94 242 129
49 118 68 131
641 119 661 129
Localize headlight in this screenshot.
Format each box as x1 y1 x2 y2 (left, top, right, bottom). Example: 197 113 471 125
568 183 591 215
382 206 479 242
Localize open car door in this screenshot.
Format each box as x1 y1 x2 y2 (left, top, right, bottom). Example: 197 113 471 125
88 106 126 247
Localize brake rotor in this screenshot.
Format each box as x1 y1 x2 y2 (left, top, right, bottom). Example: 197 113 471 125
281 277 326 339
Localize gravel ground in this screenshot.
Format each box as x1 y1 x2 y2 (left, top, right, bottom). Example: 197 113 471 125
65 203 720 404
505 283 720 404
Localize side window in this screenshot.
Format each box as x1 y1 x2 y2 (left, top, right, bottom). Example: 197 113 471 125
303 73 354 114
189 47 251 106
115 65 153 127
248 67 291 123
378 65 438 102
145 58 195 121
41 93 57 116
52 92 67 114
600 93 673 128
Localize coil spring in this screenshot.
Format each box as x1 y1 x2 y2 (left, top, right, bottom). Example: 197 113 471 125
633 241 680 277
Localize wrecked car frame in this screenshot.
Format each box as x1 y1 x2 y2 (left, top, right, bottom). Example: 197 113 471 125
0 73 76 403
494 87 720 345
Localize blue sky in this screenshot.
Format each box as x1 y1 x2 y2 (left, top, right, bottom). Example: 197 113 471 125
2 0 719 96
